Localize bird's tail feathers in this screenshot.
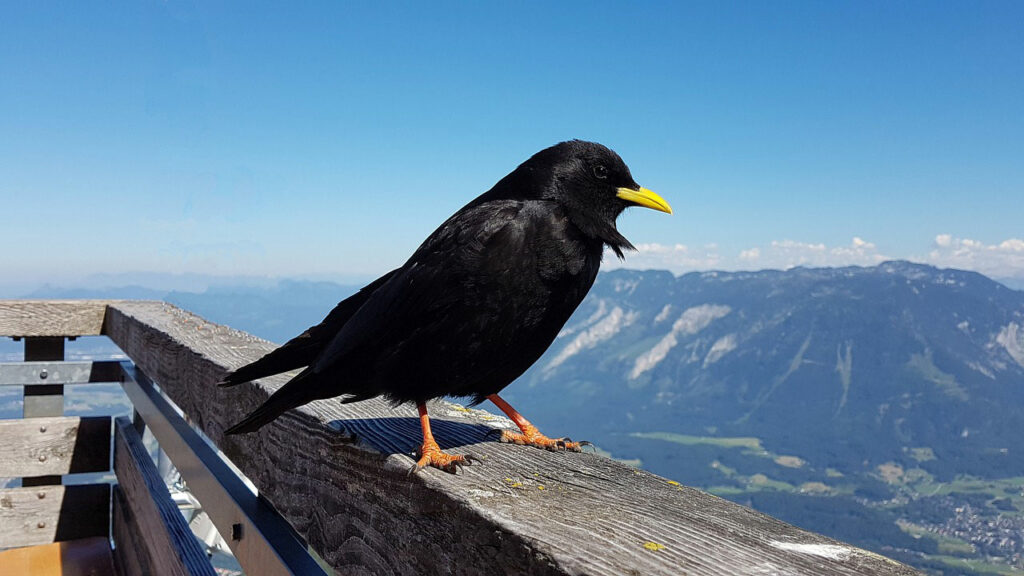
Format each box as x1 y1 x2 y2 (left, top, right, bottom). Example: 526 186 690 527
217 341 317 388
218 372 249 388
224 370 314 435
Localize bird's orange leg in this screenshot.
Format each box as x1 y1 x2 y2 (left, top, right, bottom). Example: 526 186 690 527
412 402 474 474
487 394 589 452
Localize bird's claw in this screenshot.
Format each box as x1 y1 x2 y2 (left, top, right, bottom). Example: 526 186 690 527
497 428 588 452
409 442 476 475
554 438 576 451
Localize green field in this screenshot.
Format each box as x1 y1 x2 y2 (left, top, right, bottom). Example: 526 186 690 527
629 431 765 451
628 431 1024 576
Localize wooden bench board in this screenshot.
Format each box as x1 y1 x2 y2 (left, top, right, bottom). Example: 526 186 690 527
0 537 116 576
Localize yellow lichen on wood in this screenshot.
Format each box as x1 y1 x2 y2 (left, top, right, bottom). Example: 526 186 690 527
642 541 665 551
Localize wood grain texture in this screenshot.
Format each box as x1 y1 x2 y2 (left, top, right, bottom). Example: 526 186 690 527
97 300 921 575
111 488 159 576
0 416 111 478
112 417 216 576
0 484 110 549
0 301 110 337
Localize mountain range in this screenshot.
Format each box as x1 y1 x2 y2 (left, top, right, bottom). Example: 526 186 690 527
515 261 1024 480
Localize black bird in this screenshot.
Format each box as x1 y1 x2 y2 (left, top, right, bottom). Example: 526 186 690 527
221 140 671 472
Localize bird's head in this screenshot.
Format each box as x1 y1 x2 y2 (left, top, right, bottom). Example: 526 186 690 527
525 140 672 257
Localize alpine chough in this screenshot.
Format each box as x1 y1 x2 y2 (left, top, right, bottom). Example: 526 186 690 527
221 140 672 473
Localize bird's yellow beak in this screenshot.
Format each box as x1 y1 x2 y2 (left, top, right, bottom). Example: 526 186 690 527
616 187 673 214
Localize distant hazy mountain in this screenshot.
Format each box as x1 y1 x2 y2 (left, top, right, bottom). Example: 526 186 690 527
19 281 361 345
163 281 358 344
23 284 170 301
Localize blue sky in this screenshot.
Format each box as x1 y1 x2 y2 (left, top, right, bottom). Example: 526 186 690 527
2 2 1022 291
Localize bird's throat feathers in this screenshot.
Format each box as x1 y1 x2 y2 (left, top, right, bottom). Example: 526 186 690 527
560 207 635 260
603 227 636 260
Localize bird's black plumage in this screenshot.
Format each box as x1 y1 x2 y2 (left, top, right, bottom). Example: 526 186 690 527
223 140 670 439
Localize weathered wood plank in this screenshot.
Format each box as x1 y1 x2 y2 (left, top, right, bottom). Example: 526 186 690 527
102 300 921 576
0 416 111 478
0 361 123 387
0 301 110 337
0 484 110 548
111 488 159 576
111 416 216 576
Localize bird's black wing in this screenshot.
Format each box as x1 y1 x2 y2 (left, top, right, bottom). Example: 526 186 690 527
311 200 597 403
218 268 399 387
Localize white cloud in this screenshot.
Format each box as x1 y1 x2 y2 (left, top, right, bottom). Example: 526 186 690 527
924 235 1024 279
773 239 826 252
604 243 721 273
606 234 1024 283
831 237 880 259
761 237 887 269
635 243 690 254
609 238 884 273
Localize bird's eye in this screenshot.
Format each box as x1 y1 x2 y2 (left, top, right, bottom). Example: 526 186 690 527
593 165 609 179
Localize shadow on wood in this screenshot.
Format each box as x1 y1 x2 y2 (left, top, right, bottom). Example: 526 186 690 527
327 416 500 454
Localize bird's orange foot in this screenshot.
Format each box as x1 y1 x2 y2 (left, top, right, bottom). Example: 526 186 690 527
411 440 476 474
496 425 591 452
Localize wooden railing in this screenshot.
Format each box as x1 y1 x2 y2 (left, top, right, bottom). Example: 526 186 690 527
0 305 326 576
0 300 922 575
0 358 221 574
